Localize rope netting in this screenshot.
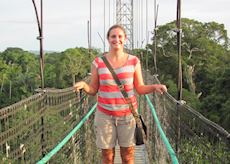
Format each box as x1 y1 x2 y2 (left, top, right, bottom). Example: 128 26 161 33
0 87 100 163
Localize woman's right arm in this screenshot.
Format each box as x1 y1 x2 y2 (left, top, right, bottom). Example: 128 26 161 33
74 64 99 96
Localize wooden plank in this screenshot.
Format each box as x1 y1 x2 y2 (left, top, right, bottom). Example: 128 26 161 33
114 145 149 164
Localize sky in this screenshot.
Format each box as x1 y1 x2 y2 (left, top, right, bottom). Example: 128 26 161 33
0 0 229 52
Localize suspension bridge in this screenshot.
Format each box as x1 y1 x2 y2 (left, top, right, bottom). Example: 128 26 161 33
0 0 230 163
0 73 229 163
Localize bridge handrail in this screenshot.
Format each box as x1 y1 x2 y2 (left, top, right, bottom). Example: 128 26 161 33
153 75 230 138
145 94 179 164
36 103 97 164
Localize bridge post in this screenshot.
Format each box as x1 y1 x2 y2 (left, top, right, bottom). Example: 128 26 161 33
32 0 45 89
176 0 182 155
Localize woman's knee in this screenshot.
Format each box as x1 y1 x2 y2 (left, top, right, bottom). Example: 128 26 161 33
120 146 134 163
102 148 115 164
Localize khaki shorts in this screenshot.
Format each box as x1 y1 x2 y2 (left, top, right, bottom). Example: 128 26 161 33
94 110 136 149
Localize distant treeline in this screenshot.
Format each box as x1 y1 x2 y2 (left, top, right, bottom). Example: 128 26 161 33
0 18 229 131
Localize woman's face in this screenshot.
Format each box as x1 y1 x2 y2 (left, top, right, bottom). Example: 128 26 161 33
107 28 126 50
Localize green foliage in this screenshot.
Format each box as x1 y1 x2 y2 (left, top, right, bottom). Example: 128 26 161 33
45 109 71 146
44 47 96 88
146 18 230 131
0 48 40 108
182 88 201 110
0 47 98 107
9 106 35 128
45 52 68 88
163 79 201 109
0 153 15 164
179 137 230 163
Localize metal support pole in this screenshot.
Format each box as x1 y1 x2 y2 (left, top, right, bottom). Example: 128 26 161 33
153 0 159 74
32 0 45 158
176 0 182 154
32 0 44 89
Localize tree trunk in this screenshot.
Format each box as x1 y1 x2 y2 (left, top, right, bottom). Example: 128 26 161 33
9 81 12 99
184 65 196 94
1 76 4 92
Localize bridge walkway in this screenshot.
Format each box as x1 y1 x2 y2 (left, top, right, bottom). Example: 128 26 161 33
114 145 148 164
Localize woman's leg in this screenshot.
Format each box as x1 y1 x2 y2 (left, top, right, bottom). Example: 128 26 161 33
94 111 117 163
102 148 115 164
120 146 134 164
116 114 135 164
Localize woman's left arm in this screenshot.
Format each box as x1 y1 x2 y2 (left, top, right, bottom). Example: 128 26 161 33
134 62 167 95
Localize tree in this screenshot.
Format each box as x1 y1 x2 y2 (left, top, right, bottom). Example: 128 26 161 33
62 47 95 85
44 47 97 89
148 18 230 130
0 48 39 107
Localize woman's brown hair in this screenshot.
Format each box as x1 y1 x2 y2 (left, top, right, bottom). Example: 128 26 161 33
107 24 127 39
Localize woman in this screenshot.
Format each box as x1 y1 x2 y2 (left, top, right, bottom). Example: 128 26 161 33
74 24 167 164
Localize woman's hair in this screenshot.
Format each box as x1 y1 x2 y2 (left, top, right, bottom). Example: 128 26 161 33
107 24 127 39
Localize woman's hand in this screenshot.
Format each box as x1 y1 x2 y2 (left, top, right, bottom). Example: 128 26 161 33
154 84 167 95
74 81 86 92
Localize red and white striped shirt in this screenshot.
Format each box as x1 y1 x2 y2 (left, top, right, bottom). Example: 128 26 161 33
93 54 140 116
